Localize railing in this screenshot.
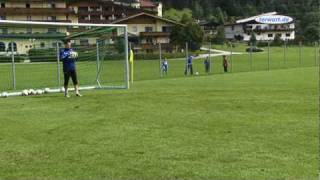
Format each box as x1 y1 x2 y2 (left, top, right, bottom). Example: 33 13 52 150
0 8 75 15
140 32 171 37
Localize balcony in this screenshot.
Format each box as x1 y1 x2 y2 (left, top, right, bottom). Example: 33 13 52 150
139 43 172 49
78 19 111 24
140 32 171 37
245 27 295 33
0 32 66 39
0 8 75 15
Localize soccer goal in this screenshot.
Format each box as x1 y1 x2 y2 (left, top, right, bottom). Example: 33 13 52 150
0 20 129 97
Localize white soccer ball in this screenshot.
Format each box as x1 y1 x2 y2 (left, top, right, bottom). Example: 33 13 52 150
28 89 35 95
22 89 29 96
195 72 199 76
1 92 8 98
36 89 43 95
70 51 78 59
44 88 50 94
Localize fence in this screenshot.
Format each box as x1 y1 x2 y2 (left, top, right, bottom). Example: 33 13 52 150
0 41 319 94
130 41 320 82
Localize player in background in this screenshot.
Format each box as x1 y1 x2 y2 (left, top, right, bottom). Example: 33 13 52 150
223 55 229 73
60 39 82 98
204 56 210 74
185 55 194 75
162 58 168 75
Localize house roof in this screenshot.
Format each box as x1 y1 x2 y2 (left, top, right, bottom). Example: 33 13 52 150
236 12 277 24
112 12 184 26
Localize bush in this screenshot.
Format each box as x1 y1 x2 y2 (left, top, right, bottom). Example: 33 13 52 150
29 48 56 62
0 55 24 63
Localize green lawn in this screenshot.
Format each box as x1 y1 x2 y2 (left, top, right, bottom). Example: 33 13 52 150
0 67 318 179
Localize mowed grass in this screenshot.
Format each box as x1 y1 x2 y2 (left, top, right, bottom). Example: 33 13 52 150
0 67 318 179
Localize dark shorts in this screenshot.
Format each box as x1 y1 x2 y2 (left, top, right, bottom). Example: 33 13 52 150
64 70 78 86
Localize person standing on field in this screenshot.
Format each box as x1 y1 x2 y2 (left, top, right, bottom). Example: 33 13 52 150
223 55 228 73
162 58 168 75
204 56 210 74
185 55 194 75
60 39 82 98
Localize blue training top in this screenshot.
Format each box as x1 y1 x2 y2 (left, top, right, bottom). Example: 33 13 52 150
187 56 193 65
60 48 76 71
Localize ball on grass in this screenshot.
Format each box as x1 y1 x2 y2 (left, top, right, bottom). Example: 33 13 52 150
1 92 8 98
44 88 50 94
28 89 35 95
22 89 28 96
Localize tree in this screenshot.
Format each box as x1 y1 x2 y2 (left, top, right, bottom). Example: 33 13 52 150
170 17 204 51
163 8 193 22
212 26 225 44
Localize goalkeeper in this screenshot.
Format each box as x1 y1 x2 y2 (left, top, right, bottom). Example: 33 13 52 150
59 39 82 97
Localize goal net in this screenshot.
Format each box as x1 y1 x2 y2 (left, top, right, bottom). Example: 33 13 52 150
0 20 129 97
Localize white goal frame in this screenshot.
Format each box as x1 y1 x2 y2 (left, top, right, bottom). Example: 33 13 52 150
0 20 130 97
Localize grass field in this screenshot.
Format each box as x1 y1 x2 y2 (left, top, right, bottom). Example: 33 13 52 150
0 66 318 179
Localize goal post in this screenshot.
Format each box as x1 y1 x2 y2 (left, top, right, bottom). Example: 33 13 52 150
0 20 130 97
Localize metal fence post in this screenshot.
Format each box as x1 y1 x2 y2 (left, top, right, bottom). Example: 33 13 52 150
11 42 16 90
284 40 287 68
209 41 212 74
268 41 270 71
315 42 318 66
299 41 302 67
96 40 101 87
56 42 61 88
230 42 233 73
185 42 188 75
250 42 253 71
159 43 162 78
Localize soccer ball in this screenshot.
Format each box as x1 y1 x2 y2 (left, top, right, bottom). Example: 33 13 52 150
195 72 199 76
22 89 29 96
70 51 78 59
36 89 43 95
28 89 35 95
1 92 8 98
44 88 50 94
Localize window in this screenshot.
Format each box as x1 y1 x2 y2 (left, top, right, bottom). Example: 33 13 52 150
268 34 273 37
145 27 153 32
162 26 172 33
48 28 57 33
132 26 137 32
0 28 7 34
1 3 5 8
40 42 45 48
286 33 291 37
231 25 235 31
8 42 17 52
0 16 6 20
26 27 32 34
80 39 89 46
26 3 30 8
0 42 5 52
49 3 56 8
146 49 153 53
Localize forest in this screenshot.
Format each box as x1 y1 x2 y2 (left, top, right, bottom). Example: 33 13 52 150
159 0 319 43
